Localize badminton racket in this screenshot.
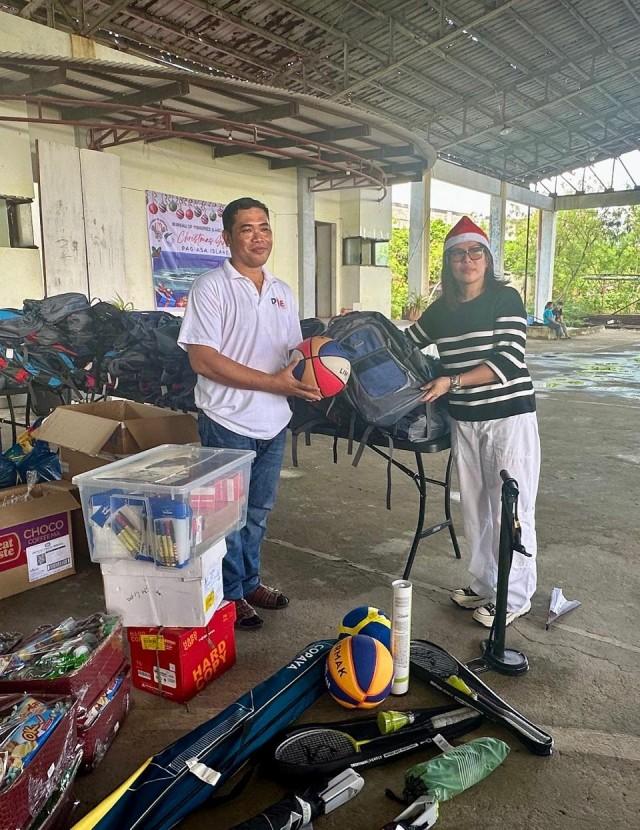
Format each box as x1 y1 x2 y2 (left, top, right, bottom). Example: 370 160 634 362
410 639 553 756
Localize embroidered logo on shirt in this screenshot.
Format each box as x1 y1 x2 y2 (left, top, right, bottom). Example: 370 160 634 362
271 297 286 308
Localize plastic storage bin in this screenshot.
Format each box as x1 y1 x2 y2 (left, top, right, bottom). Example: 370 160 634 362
73 444 254 567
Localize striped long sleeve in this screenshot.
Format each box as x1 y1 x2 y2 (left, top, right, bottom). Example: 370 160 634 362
405 286 535 422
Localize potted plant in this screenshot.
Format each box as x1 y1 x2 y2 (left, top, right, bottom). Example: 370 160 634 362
402 290 429 322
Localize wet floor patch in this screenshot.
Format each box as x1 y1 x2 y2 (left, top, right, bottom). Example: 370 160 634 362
528 350 640 400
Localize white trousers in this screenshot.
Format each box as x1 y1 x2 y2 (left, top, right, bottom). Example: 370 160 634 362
451 412 541 612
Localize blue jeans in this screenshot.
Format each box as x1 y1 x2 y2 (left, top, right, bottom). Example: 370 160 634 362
198 414 287 600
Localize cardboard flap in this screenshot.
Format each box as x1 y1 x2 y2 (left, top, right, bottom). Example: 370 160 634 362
126 414 199 451
35 407 121 455
0 483 80 528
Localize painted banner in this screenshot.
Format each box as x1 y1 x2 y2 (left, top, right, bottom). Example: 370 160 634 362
146 190 230 311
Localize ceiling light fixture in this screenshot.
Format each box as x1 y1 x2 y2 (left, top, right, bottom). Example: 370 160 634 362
499 125 513 136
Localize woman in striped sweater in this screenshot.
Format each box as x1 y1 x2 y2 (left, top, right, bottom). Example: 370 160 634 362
406 216 540 628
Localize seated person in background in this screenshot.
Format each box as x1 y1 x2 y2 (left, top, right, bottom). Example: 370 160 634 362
553 302 570 338
543 301 567 339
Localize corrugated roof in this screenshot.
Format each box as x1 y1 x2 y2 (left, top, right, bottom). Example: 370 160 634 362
1 0 639 185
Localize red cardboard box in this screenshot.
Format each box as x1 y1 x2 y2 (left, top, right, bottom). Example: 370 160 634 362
127 603 236 703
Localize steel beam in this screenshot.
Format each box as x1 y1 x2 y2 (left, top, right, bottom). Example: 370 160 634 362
213 126 372 158
555 188 640 211
82 0 131 36
0 67 67 94
63 81 190 119
334 0 520 96
18 0 48 17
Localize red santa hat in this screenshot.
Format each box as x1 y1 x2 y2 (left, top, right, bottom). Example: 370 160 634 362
444 216 490 252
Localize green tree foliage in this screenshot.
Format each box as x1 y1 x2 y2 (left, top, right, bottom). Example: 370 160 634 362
390 205 640 321
553 207 640 318
389 226 409 319
389 219 449 318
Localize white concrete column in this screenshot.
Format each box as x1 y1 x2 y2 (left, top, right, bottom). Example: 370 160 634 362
408 172 431 297
489 180 507 277
535 209 557 319
297 168 316 318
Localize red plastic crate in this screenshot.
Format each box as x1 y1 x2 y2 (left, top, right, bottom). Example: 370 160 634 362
77 664 131 773
0 695 78 830
127 602 236 703
0 623 125 710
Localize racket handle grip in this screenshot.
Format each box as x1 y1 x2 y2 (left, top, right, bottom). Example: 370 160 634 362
229 795 313 830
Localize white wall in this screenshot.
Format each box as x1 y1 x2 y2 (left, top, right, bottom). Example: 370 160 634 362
0 11 393 315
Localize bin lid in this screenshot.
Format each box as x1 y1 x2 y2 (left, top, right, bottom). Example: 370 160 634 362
72 444 255 490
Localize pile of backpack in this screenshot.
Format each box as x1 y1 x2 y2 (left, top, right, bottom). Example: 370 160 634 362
0 295 450 458
0 293 197 411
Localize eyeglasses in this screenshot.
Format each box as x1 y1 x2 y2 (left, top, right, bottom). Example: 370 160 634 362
448 245 485 262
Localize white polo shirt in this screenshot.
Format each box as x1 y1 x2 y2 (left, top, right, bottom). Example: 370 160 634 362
178 259 302 440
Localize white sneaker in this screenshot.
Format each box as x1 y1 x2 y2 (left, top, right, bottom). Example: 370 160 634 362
450 586 490 609
472 602 531 628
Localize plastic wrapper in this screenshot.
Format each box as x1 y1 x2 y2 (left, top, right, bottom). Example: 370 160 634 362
0 457 17 489
0 695 72 790
14 440 61 484
77 666 131 772
403 737 510 803
0 615 119 682
29 748 82 830
0 692 77 830
0 633 22 655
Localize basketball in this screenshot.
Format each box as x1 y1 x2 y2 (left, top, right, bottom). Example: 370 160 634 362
338 606 392 651
291 336 351 398
325 634 393 709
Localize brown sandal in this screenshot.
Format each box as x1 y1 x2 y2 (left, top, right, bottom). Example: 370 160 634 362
245 584 289 610
234 599 263 630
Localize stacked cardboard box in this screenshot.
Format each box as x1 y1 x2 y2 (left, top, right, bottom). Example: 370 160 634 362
71 444 252 702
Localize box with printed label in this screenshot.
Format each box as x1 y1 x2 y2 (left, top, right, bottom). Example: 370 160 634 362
0 482 78 601
73 444 253 568
127 602 236 703
100 540 226 628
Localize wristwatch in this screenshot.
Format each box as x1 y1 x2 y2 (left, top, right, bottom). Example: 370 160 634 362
449 374 462 392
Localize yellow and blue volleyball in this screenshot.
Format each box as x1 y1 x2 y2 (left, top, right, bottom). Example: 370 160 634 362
338 606 392 651
325 634 394 709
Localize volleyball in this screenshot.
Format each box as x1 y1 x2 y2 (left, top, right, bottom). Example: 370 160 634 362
338 606 392 651
291 336 351 398
325 634 394 709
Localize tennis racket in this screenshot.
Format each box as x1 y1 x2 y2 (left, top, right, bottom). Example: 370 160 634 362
274 728 374 766
272 706 481 770
410 639 553 756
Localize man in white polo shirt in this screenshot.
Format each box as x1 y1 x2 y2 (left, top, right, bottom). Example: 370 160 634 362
178 197 320 630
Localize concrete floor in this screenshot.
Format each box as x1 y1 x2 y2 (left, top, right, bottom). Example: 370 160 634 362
1 329 639 829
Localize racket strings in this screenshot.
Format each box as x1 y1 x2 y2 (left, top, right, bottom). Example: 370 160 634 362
411 644 460 679
274 730 355 766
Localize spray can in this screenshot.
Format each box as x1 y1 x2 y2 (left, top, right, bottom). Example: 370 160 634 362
391 579 412 695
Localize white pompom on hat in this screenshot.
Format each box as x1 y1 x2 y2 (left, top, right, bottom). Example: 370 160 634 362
444 216 490 252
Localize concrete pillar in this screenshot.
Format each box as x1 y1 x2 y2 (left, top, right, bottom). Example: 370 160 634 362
535 209 557 319
297 168 316 318
489 180 507 277
408 172 431 298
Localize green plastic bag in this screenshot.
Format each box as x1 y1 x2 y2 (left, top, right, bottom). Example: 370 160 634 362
404 737 510 803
